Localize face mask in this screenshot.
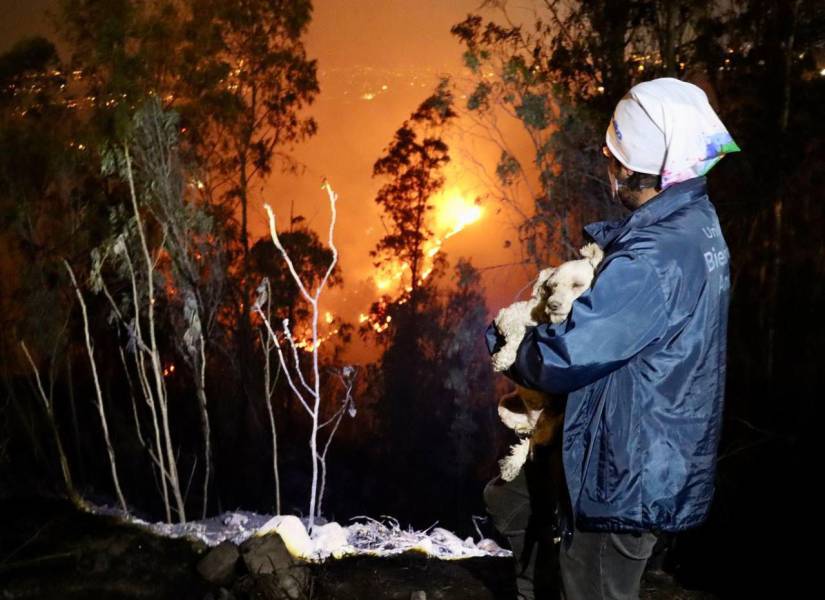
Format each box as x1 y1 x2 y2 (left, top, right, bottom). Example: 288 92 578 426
608 165 640 211
608 168 620 201
607 156 629 204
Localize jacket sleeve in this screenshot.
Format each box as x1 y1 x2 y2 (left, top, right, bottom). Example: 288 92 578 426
485 253 669 394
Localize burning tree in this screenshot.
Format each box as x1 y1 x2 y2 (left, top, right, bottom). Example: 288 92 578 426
369 78 457 323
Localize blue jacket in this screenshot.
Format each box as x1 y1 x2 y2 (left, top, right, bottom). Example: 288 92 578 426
486 176 730 533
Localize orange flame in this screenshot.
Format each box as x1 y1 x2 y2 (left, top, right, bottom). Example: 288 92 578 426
370 189 482 295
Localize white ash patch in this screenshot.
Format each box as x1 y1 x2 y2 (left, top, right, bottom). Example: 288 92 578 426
83 502 510 560
342 516 510 560
85 502 272 546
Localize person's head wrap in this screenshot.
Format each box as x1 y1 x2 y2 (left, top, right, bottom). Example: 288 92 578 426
605 77 740 190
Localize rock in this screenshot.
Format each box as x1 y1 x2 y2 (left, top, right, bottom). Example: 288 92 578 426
410 591 427 600
279 571 306 600
197 541 240 585
239 533 310 599
256 515 314 559
203 588 235 600
241 534 292 575
310 522 349 557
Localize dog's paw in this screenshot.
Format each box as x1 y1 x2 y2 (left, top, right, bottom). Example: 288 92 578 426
491 347 517 372
579 242 604 269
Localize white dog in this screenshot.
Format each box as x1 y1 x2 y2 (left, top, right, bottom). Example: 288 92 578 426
491 242 604 480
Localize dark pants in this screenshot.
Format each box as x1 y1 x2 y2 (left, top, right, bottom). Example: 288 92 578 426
483 443 563 600
483 447 658 600
559 527 658 600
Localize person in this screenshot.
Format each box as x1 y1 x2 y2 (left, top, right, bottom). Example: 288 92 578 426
484 77 740 600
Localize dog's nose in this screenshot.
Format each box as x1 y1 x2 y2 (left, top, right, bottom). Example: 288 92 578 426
548 300 561 311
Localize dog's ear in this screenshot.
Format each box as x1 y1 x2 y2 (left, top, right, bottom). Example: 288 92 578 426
531 267 556 297
579 243 604 270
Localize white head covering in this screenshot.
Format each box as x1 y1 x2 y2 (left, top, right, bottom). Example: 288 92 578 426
605 77 740 190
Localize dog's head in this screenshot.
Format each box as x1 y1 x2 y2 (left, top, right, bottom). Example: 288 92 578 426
541 243 604 324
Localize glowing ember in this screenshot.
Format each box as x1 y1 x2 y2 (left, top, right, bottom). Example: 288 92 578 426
292 326 341 352
325 311 334 324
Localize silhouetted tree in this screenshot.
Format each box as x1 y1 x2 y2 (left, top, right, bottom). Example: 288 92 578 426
365 80 466 520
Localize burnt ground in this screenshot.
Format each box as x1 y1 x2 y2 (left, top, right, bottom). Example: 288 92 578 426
0 496 716 600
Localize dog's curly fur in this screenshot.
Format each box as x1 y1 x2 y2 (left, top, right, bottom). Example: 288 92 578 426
492 243 604 481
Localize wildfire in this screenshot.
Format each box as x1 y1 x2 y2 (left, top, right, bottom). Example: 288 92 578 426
370 188 483 294
371 318 391 333
435 192 484 240
294 329 339 352
292 311 339 352
361 307 392 334
373 260 409 291
358 189 483 336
